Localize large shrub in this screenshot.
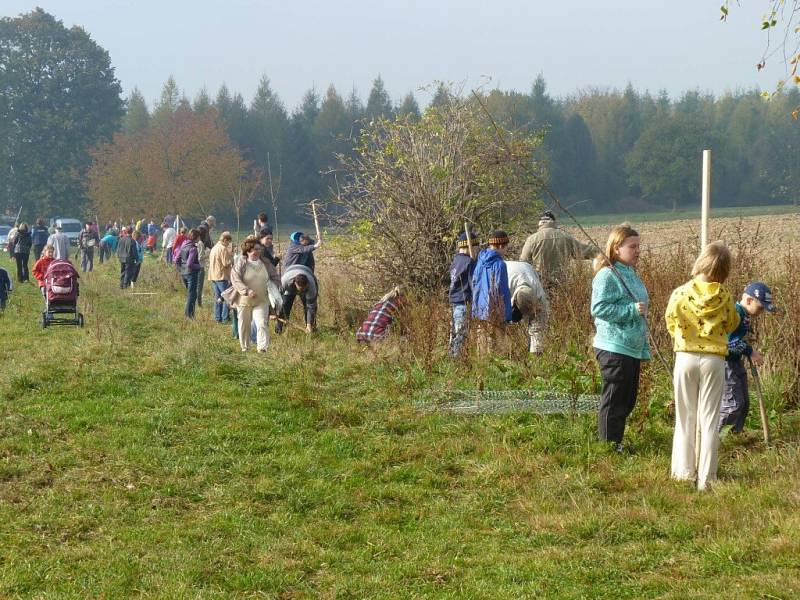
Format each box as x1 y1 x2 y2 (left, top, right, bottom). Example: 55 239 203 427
333 92 545 291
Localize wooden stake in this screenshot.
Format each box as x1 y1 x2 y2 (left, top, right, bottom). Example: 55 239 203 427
748 357 771 448
701 149 711 249
464 221 474 259
311 199 322 241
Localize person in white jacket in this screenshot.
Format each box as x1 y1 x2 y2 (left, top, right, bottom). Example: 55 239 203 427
505 260 549 353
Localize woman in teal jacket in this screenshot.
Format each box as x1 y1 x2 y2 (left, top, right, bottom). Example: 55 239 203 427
590 223 650 452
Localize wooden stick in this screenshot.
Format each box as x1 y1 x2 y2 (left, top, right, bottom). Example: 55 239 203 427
748 357 771 448
311 199 322 241
274 316 307 333
464 221 474 259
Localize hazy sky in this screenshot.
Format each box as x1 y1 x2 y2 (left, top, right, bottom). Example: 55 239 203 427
3 1 791 111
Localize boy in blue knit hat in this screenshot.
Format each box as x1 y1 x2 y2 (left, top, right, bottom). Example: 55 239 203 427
282 230 321 272
719 281 776 433
448 231 477 357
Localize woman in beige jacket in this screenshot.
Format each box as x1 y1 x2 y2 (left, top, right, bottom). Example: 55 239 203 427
208 231 234 322
230 237 278 352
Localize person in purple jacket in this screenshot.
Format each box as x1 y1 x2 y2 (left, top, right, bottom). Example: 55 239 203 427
176 229 202 318
448 231 477 357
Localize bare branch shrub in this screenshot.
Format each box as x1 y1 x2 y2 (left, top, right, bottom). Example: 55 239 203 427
332 92 546 292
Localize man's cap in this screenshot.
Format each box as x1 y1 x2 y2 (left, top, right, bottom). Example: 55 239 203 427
457 231 478 248
744 282 776 312
488 230 509 246
290 231 303 243
540 210 556 222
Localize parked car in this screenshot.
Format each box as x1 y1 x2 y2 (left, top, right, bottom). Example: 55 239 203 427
50 218 82 246
0 225 10 251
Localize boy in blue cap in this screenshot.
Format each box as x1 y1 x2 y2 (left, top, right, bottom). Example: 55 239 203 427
719 281 776 433
448 231 477 357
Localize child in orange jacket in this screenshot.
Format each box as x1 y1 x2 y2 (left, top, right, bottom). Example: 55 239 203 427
33 245 56 296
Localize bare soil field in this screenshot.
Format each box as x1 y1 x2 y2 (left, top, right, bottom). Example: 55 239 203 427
566 212 800 257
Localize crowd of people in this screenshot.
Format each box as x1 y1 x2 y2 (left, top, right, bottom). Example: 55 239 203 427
0 208 777 491
436 212 776 491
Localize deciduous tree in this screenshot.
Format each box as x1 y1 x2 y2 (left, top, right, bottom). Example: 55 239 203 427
89 106 244 222
0 8 124 218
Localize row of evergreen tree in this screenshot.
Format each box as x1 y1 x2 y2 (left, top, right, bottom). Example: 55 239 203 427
125 74 799 221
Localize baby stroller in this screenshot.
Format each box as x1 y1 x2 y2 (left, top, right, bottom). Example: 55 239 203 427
42 260 84 328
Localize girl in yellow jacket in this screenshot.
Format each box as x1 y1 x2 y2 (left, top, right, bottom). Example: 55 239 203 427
665 241 740 490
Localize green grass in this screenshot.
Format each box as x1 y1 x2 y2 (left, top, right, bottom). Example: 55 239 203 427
573 204 800 226
0 252 798 598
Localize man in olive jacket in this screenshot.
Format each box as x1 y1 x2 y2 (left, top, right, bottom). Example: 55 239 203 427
519 211 596 288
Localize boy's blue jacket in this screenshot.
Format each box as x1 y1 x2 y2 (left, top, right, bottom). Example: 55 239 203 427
727 303 753 361
449 253 475 305
471 248 512 321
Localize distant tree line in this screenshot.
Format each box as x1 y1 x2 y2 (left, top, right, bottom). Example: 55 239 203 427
3 9 800 224
134 75 798 220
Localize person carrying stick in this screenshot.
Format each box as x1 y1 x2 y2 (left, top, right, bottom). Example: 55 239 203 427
448 230 477 358
719 282 776 435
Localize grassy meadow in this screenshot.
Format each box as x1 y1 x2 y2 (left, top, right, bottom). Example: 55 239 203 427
0 224 799 598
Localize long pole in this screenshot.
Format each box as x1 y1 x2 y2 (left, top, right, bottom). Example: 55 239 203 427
701 150 711 249
267 152 281 261
464 221 474 259
695 150 713 469
311 199 321 241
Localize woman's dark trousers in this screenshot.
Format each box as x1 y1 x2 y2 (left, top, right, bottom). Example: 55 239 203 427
595 349 641 443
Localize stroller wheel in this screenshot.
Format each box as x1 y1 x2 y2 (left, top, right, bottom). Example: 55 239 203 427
78 314 84 327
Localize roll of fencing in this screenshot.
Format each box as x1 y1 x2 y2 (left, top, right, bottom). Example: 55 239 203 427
416 389 601 415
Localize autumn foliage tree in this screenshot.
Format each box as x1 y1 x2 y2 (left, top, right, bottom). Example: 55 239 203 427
88 105 255 222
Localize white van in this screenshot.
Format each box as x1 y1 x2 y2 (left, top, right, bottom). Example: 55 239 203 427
50 218 83 245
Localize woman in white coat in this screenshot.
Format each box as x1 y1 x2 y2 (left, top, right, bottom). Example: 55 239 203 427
230 238 273 352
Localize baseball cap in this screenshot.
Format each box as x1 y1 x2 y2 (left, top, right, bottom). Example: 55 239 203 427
744 282 776 312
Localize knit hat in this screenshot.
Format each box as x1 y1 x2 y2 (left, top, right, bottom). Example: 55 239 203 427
290 231 303 243
457 231 477 249
488 230 509 246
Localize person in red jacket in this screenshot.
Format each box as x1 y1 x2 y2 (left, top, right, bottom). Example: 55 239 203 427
171 227 188 265
32 245 56 297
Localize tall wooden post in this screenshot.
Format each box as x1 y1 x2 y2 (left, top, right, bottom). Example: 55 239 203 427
701 150 711 249
696 149 712 474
